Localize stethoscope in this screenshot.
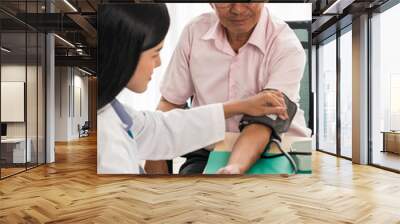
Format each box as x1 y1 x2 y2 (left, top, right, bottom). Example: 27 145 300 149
111 99 135 139
110 99 146 174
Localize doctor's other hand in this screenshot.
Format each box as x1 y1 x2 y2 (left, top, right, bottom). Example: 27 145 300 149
223 91 288 119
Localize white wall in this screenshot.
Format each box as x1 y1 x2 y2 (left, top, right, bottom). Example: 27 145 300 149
1 82 25 122
55 67 89 141
1 65 38 138
1 63 46 163
72 73 89 138
1 65 25 129
266 3 311 21
117 3 212 109
55 66 69 141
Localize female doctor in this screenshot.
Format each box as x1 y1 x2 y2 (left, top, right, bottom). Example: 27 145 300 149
97 4 288 174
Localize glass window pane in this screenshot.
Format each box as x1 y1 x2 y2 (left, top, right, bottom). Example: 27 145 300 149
371 3 400 171
1 0 46 179
38 32 45 165
340 29 352 158
1 30 28 177
27 31 38 169
318 37 337 154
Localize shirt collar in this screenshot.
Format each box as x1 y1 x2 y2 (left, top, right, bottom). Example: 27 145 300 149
201 15 223 43
201 8 268 55
247 8 268 54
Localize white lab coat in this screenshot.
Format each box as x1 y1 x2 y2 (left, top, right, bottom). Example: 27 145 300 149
97 102 225 174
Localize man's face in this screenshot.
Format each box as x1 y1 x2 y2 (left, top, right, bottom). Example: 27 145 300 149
214 3 264 35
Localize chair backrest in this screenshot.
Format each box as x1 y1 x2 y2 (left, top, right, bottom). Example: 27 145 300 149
82 121 90 129
287 21 313 132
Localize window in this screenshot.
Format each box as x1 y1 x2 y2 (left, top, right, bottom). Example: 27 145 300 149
339 27 352 158
370 3 400 171
317 36 337 154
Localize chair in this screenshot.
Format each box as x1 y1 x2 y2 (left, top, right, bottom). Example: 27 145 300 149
78 121 90 138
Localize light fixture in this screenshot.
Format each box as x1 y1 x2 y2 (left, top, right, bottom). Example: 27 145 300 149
63 0 78 12
78 67 92 76
76 48 86 56
54 34 75 48
1 47 11 53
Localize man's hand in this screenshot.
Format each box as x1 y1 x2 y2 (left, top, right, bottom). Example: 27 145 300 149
216 164 241 174
158 97 186 111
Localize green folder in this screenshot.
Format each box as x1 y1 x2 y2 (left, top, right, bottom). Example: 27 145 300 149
204 151 312 175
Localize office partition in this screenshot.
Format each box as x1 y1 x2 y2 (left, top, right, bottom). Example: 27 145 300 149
0 1 47 179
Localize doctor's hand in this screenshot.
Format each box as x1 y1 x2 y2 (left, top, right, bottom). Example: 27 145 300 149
242 91 288 119
223 91 288 119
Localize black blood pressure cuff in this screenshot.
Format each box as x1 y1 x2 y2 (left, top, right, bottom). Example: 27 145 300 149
238 90 297 142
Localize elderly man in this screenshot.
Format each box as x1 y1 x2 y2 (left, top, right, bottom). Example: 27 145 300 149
145 3 311 174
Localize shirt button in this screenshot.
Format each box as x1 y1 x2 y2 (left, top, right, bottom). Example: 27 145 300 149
230 87 237 98
233 55 239 63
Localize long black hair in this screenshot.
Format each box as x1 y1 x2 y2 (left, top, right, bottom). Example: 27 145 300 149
97 3 170 110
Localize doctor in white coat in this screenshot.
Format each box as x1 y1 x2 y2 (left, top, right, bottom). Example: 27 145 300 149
97 4 289 174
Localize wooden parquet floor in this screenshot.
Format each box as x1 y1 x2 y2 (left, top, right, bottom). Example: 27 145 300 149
1 134 400 224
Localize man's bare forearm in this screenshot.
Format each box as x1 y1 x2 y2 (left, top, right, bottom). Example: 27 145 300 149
227 124 272 174
157 97 186 111
144 97 186 174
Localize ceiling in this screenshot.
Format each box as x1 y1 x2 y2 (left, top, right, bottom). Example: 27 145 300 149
0 0 395 74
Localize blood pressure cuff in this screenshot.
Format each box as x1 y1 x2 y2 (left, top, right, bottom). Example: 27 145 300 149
238 90 297 142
